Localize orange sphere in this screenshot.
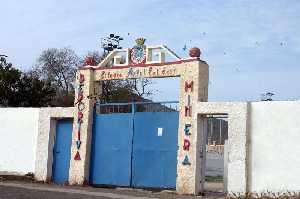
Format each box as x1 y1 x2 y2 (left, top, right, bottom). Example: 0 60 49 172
189 47 201 58
84 56 94 66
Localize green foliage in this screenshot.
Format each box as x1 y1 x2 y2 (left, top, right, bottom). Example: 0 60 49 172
0 56 21 106
17 73 55 107
0 56 55 107
1 45 154 107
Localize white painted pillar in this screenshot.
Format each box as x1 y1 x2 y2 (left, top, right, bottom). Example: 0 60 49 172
176 61 209 195
69 69 95 184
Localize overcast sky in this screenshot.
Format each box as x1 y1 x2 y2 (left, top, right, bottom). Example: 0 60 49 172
1 0 300 101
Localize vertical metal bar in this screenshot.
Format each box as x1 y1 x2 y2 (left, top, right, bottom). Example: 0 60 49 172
130 101 135 186
219 119 222 145
210 118 213 145
199 116 207 195
131 102 135 114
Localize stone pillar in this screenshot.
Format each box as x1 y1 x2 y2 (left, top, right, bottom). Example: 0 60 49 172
227 103 249 194
176 60 209 195
69 69 95 184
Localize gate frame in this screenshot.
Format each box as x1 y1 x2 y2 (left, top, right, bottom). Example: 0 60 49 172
68 45 209 195
197 102 250 194
35 107 74 182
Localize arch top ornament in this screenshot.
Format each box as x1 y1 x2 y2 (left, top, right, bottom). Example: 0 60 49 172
80 38 205 82
84 38 202 68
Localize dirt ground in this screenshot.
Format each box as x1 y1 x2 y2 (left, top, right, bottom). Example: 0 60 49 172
0 179 225 199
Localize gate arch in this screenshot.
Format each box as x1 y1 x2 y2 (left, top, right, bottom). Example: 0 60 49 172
68 39 209 195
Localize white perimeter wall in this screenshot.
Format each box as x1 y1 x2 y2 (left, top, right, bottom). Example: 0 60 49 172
250 101 300 192
1 102 300 194
0 108 39 174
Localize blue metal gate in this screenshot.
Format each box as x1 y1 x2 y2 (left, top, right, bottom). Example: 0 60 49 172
90 101 179 189
90 111 133 186
132 111 179 188
52 119 73 184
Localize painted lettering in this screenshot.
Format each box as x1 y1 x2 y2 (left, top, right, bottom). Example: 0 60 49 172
182 155 191 165
184 124 192 136
185 106 192 117
185 81 193 92
183 139 190 151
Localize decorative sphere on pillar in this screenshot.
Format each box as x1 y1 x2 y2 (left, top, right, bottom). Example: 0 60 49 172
84 56 94 66
189 47 201 58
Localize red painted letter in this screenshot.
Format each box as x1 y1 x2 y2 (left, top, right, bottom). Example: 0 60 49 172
185 81 193 92
183 139 190 151
185 106 192 117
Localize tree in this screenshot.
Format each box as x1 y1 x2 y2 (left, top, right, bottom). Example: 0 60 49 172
124 78 154 99
18 73 55 107
85 51 154 103
35 48 80 106
0 55 55 107
32 44 154 106
85 51 107 65
0 55 22 106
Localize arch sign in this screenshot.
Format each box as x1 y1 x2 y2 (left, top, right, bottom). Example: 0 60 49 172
68 38 209 195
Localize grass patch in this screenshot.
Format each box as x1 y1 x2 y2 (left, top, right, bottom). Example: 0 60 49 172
205 175 223 182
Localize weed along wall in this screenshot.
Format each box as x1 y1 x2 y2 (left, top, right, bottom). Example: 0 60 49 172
68 40 209 195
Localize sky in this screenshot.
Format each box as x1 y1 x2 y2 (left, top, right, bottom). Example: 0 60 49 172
1 0 300 102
